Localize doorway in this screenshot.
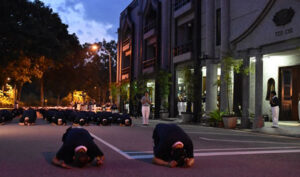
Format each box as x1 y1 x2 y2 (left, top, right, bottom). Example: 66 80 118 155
279 65 300 121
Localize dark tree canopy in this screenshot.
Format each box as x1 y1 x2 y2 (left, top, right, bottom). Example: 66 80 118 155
0 0 117 106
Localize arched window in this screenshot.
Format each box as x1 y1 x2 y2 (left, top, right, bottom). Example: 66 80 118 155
266 78 275 100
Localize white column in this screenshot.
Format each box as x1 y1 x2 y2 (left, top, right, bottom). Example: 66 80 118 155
254 53 263 129
205 0 218 114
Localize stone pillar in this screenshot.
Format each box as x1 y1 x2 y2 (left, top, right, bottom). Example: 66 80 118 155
220 0 230 112
242 54 250 128
205 0 218 115
170 0 176 118
253 53 263 129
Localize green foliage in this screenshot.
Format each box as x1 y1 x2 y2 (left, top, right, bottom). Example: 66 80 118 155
120 82 129 103
130 76 148 106
222 56 251 115
111 83 119 103
209 109 225 122
156 70 172 109
183 66 194 102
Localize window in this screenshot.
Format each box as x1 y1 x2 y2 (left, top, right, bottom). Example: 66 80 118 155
216 8 221 46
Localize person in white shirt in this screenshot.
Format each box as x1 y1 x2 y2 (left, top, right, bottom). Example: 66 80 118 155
141 91 151 126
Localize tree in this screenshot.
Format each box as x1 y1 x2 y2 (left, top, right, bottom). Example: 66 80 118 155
156 70 172 111
3 55 34 101
183 67 194 113
0 0 82 105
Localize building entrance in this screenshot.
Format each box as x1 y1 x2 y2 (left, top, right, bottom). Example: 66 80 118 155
279 65 300 121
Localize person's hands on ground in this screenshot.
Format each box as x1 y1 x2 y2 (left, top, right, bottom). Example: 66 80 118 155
168 160 178 168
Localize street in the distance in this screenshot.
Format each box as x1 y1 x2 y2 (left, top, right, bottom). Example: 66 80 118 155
1 118 300 177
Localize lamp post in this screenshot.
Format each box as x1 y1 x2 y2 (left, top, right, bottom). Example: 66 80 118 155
91 44 112 104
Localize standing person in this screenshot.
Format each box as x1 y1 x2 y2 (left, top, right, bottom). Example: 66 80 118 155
141 91 151 126
52 127 104 168
152 123 194 168
270 91 279 128
298 93 300 123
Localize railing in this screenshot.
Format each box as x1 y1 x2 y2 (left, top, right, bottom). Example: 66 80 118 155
122 38 130 47
144 21 156 33
122 67 130 74
174 0 191 11
173 42 192 56
143 57 156 69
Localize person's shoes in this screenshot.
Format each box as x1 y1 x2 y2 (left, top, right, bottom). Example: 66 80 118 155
271 126 279 128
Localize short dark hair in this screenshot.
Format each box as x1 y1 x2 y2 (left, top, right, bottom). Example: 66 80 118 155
79 119 85 126
271 91 276 95
74 151 89 168
102 119 108 126
171 148 187 167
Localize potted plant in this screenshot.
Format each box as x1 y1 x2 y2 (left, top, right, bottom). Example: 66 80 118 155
221 56 244 129
181 67 194 123
156 70 172 119
209 109 225 127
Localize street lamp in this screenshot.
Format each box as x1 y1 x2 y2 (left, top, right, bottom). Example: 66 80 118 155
91 43 112 104
91 44 99 51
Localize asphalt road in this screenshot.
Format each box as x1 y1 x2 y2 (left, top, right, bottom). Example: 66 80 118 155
1 118 300 177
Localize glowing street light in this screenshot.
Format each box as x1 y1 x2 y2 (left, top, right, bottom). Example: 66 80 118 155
91 44 99 51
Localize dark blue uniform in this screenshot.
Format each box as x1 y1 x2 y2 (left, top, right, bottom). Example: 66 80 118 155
56 127 104 164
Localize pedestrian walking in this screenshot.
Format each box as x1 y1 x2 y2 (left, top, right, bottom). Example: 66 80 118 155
141 91 151 126
270 91 279 128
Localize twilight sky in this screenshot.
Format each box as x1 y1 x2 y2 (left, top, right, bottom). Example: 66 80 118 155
38 0 132 44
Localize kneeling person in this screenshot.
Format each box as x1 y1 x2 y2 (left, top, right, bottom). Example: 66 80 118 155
152 123 194 168
19 108 36 126
52 127 104 168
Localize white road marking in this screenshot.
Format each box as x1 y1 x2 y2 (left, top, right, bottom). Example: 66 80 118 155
187 132 258 136
90 133 133 160
194 149 300 157
199 137 300 145
124 146 300 154
126 148 300 159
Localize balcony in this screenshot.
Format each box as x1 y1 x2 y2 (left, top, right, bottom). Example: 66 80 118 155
174 0 191 11
174 0 192 18
122 38 130 52
173 42 192 63
122 38 130 47
144 21 156 33
173 42 192 56
122 66 130 74
143 57 156 69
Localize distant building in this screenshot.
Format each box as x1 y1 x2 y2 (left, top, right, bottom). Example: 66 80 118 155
117 0 300 126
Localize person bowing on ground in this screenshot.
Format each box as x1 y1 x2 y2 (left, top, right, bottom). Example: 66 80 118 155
52 127 104 168
152 123 194 168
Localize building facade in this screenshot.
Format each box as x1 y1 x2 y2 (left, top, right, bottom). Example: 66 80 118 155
117 0 300 125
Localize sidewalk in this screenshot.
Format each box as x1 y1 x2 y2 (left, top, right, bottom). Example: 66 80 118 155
250 121 300 138
132 117 300 138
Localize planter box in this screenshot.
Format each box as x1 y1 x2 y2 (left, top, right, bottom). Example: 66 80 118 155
159 112 169 119
181 112 193 123
222 116 237 129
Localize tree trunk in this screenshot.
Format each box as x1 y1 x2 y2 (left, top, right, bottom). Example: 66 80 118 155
13 84 17 109
72 91 74 102
17 83 23 101
57 95 60 106
40 77 44 107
